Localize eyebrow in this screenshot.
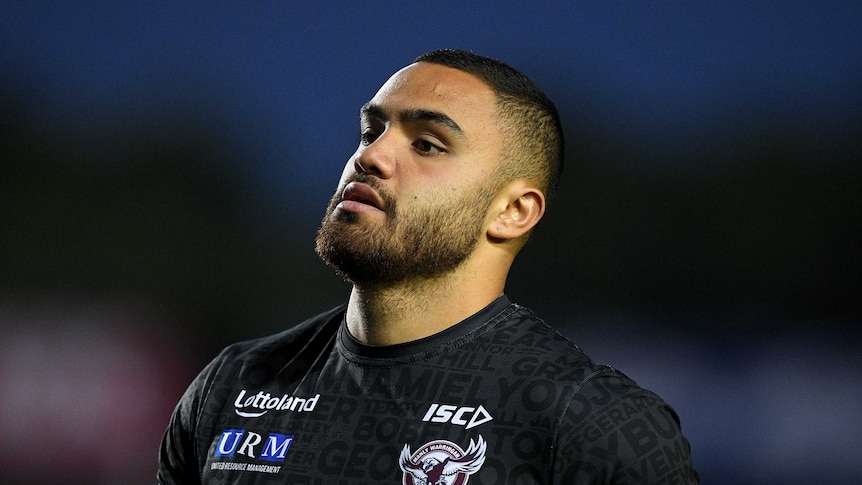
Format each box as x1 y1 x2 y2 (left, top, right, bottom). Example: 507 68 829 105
361 102 465 137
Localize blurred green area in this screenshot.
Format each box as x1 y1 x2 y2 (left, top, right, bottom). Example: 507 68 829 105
513 108 861 329
1 81 859 366
0 91 349 359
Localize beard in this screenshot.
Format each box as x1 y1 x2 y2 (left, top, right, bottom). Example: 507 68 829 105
315 174 498 286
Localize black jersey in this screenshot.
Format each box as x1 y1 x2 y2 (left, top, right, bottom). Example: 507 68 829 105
158 296 698 484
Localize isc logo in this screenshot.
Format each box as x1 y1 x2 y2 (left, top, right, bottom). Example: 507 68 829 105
422 403 493 430
214 429 294 462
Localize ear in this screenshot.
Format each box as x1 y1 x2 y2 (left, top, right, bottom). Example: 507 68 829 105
487 180 546 241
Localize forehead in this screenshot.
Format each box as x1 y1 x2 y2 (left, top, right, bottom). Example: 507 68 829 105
366 62 498 130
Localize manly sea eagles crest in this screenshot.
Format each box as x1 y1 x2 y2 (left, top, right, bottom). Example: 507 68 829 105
399 435 486 485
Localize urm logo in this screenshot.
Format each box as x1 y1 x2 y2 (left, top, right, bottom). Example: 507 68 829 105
422 403 493 430
215 429 294 462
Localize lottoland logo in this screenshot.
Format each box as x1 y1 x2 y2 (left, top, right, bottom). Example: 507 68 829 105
234 389 320 418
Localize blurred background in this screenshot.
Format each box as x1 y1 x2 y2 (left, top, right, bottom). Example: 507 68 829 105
1 2 860 484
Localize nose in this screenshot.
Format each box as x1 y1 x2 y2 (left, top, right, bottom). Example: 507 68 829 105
353 132 396 179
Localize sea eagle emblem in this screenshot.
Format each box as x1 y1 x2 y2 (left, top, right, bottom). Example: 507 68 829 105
399 435 486 485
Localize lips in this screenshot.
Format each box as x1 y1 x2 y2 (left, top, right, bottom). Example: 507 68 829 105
340 181 385 211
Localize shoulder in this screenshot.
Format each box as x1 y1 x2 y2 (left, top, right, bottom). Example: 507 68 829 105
487 304 698 482
479 303 601 384
553 370 699 483
544 347 698 483
185 304 346 409
216 303 346 364
158 305 346 482
561 368 683 441
171 305 346 433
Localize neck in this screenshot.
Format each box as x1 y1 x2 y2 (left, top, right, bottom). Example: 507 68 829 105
345 259 507 346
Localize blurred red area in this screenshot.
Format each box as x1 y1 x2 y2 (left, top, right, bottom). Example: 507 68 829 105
0 297 197 485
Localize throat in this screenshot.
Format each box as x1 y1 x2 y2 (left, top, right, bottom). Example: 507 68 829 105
345 278 466 346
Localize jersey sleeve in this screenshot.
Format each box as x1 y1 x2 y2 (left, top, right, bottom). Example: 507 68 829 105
552 369 699 484
156 354 223 485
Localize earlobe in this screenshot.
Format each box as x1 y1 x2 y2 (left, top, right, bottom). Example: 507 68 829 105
487 182 546 241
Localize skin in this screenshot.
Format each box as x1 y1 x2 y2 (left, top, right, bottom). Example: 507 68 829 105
323 62 546 345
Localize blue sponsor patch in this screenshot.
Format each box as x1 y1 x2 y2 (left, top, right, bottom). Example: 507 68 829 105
214 429 294 462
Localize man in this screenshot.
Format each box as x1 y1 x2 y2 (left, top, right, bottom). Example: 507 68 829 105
158 49 699 484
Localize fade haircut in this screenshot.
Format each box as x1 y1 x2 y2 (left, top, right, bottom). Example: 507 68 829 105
414 49 564 204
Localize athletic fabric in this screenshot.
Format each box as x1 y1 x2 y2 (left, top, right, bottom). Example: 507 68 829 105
158 296 698 484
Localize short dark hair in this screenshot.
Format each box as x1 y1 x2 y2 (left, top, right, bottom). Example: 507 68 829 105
414 49 564 204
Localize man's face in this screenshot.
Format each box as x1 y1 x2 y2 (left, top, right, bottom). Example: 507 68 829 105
315 62 505 285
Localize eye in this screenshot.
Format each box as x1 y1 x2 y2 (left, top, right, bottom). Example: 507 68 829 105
414 138 445 155
359 129 379 146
